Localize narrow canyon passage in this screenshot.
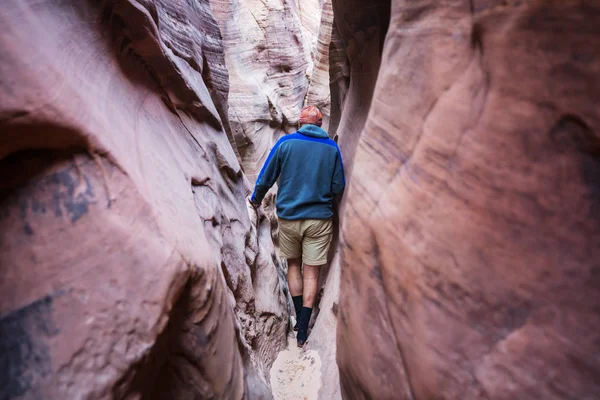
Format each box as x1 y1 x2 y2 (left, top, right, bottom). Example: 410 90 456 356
2 0 600 399
1 0 344 398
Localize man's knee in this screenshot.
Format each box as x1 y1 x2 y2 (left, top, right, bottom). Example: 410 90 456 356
303 264 321 279
302 264 321 306
304 291 315 305
287 257 301 269
287 258 303 297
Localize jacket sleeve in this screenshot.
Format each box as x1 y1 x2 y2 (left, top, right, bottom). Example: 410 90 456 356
251 142 283 204
331 147 346 195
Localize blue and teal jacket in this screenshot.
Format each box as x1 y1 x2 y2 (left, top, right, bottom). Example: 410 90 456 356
251 124 345 220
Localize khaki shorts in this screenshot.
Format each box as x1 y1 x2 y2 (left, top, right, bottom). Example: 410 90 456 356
278 218 333 265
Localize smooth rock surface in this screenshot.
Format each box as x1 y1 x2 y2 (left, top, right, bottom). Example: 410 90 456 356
309 2 392 400
337 1 600 399
304 0 333 130
0 0 289 398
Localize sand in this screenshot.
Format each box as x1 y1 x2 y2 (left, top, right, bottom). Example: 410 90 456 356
270 320 322 400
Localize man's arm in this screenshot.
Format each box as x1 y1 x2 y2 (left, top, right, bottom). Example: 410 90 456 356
251 141 283 205
331 147 345 196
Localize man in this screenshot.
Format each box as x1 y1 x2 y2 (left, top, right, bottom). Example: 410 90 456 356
249 105 345 347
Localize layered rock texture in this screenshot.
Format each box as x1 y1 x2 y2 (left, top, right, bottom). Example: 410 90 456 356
210 1 341 397
210 0 331 181
337 1 600 399
5 0 595 399
0 0 291 398
311 2 391 399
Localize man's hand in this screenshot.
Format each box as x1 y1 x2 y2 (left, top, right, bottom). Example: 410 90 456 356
247 196 260 209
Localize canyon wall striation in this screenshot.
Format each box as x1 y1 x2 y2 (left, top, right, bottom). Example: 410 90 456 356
336 1 600 399
210 1 340 397
6 0 594 399
0 0 314 398
210 0 330 182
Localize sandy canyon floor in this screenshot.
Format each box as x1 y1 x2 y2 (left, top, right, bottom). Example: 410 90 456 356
270 318 323 400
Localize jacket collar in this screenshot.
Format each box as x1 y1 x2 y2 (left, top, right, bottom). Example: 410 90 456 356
298 124 329 139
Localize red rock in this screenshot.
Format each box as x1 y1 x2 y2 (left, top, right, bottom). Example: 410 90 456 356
210 0 330 182
0 0 289 398
210 0 338 393
336 1 600 399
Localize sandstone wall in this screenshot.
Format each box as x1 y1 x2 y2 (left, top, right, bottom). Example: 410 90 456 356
336 1 600 399
209 2 338 396
0 0 289 398
210 0 330 184
295 1 387 399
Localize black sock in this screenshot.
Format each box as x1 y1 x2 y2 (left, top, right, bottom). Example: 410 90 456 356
292 295 303 319
299 307 313 333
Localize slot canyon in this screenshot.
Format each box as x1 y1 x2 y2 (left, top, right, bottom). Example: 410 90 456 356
1 1 599 399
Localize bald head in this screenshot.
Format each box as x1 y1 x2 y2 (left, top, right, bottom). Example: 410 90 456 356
299 105 323 127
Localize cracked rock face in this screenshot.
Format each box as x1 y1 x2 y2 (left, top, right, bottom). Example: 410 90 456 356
337 1 600 399
0 0 289 398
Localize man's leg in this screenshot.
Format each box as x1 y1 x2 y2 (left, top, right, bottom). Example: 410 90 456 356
278 218 303 331
296 219 333 347
287 257 303 329
301 218 332 310
287 257 303 296
296 263 321 346
302 264 320 308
